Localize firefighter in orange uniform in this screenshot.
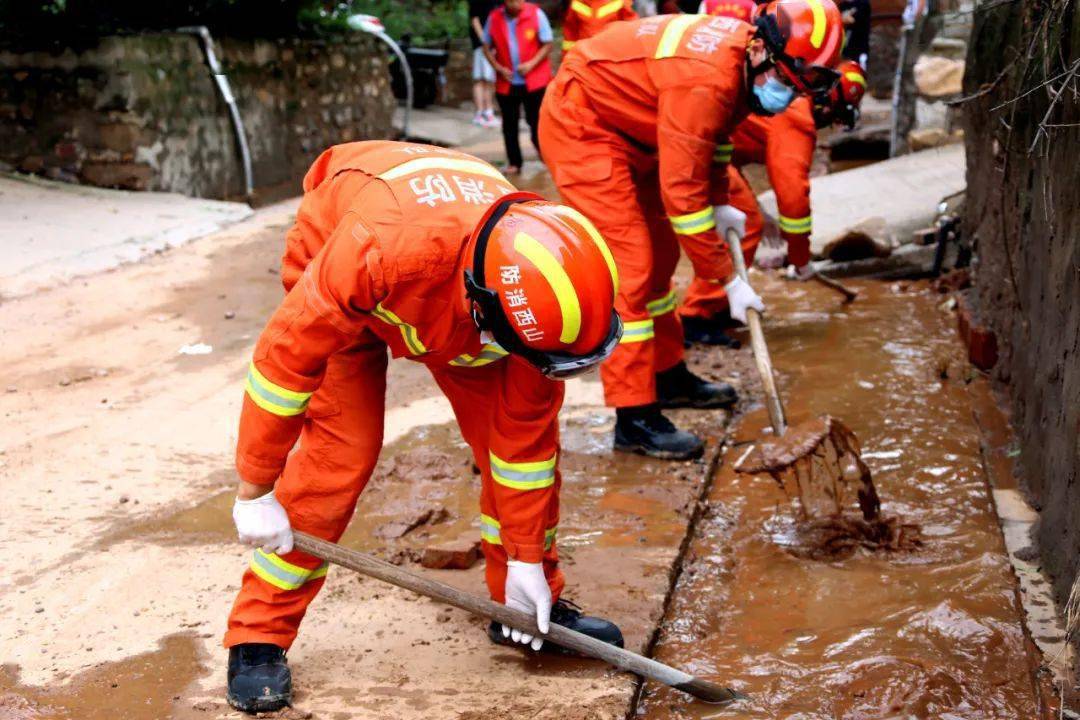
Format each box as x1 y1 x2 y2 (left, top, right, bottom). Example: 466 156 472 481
561 0 638 51
680 59 868 346
539 1 844 460
224 141 625 714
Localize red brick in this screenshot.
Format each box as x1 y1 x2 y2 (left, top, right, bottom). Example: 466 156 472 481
420 541 481 570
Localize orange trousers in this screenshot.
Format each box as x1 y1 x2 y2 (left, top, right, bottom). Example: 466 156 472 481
224 338 564 650
539 78 684 408
678 167 762 321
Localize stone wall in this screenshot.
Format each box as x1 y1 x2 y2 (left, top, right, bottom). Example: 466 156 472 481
961 0 1079 633
0 34 396 200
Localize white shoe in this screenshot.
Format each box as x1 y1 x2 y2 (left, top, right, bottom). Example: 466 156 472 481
472 112 485 126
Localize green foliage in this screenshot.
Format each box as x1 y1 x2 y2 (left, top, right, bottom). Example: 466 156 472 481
0 0 468 46
300 1 469 43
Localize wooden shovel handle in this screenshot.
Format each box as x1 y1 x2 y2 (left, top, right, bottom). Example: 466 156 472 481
726 229 787 436
292 531 745 706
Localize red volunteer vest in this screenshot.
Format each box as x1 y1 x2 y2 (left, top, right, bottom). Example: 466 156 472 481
488 3 553 95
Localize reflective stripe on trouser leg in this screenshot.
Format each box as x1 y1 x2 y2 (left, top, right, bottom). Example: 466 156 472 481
225 342 388 650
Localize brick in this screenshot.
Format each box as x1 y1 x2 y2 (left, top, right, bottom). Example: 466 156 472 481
420 540 481 570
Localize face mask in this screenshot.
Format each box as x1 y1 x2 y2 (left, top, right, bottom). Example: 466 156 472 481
751 75 795 116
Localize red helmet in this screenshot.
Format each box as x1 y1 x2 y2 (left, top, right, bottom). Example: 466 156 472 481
754 0 844 94
812 59 867 128
464 192 622 378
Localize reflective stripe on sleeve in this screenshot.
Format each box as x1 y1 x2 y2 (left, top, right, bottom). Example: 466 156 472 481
670 207 716 235
619 318 655 343
713 143 734 164
571 0 593 16
646 290 678 318
654 14 699 59
562 39 576 50
480 513 557 550
449 343 509 367
778 214 813 234
250 550 328 591
489 452 557 491
245 362 313 417
596 0 624 17
372 302 427 355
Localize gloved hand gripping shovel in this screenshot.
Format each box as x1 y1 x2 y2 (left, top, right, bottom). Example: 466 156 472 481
292 531 746 705
724 229 881 521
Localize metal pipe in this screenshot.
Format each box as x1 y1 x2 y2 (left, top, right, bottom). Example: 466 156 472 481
347 14 413 139
178 25 255 200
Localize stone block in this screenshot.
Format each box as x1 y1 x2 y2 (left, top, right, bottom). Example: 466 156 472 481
80 161 153 190
420 540 482 570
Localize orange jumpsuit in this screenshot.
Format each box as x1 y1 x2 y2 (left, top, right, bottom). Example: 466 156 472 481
679 96 816 320
225 142 565 650
561 0 638 50
539 14 752 408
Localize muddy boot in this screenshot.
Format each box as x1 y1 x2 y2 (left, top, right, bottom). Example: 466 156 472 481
227 643 292 714
656 362 738 410
682 315 741 348
486 599 624 655
613 404 704 460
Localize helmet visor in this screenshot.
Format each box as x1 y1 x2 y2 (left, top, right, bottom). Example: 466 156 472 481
528 312 623 379
775 59 840 95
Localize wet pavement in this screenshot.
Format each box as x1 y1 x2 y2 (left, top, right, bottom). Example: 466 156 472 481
638 276 1050 718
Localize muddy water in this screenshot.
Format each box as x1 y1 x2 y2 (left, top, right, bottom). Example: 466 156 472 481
639 277 1047 719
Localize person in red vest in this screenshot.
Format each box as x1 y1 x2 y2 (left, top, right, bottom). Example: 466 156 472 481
482 0 554 174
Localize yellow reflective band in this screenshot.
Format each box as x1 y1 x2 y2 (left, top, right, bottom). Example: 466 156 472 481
654 14 699 59
670 207 716 235
714 143 734 164
489 451 557 491
549 205 619 299
245 362 312 417
449 342 509 367
619 318 655 343
372 302 427 355
562 39 576 50
544 527 557 550
646 290 678 318
807 0 826 48
571 0 593 16
479 514 557 549
250 550 328 591
378 157 509 184
596 0 624 17
844 70 867 87
514 231 582 344
778 214 813 233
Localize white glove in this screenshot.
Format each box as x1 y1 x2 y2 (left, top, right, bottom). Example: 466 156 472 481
725 275 765 324
714 204 747 240
502 560 552 651
785 263 816 281
233 491 293 555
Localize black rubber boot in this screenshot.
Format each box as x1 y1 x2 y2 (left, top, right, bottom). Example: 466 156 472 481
656 362 738 410
682 315 742 348
487 598 624 655
227 643 292 714
613 404 704 460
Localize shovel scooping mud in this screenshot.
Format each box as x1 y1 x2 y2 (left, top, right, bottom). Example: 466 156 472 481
723 230 918 556
292 531 747 706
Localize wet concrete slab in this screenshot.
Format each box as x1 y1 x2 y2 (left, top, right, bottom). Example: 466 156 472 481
638 276 1054 718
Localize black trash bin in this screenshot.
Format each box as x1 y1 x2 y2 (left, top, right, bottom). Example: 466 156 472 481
389 35 449 109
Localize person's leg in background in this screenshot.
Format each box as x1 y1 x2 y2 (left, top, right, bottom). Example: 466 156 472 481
638 171 739 410
678 166 763 346
496 85 525 172
472 47 499 127
523 86 546 160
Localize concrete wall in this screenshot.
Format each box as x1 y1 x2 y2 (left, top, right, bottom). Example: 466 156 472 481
0 34 396 200
961 1 1079 627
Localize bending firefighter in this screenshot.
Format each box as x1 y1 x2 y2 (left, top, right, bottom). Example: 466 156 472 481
538 1 844 460
225 141 625 714
681 59 868 346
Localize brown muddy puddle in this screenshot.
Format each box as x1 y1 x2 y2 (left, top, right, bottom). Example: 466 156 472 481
639 277 1047 719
